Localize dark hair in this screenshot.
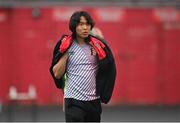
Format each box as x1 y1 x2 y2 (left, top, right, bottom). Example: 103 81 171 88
69 11 95 36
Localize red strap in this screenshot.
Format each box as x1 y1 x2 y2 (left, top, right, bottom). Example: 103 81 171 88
90 37 106 60
59 36 106 60
59 35 72 53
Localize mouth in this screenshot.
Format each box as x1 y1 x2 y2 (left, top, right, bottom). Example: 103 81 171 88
82 32 89 36
83 32 89 35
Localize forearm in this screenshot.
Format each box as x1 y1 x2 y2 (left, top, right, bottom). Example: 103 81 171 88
53 53 68 79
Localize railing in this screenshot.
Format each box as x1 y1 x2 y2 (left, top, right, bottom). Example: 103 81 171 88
7 85 37 122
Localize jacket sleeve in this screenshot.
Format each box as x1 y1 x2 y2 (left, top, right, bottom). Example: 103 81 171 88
101 44 116 103
49 35 67 89
98 39 117 104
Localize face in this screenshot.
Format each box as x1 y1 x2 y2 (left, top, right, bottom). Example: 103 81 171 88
76 16 91 39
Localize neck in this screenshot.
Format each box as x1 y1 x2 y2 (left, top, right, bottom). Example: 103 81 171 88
76 36 86 45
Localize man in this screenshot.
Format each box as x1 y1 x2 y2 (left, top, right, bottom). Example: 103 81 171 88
50 11 116 122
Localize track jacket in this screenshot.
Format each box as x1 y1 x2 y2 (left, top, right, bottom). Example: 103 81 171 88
49 34 116 104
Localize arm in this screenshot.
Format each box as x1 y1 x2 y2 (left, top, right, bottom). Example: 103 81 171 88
52 52 68 79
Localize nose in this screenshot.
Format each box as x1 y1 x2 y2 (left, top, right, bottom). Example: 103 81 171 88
82 24 88 29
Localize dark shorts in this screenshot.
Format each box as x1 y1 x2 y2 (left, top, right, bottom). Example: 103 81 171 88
65 98 102 122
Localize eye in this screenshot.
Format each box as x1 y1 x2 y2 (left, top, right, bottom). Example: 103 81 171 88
79 23 84 26
86 23 90 26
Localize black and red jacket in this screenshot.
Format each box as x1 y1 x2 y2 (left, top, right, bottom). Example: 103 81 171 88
49 34 116 104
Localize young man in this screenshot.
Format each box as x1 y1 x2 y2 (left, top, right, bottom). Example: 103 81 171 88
50 11 116 122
